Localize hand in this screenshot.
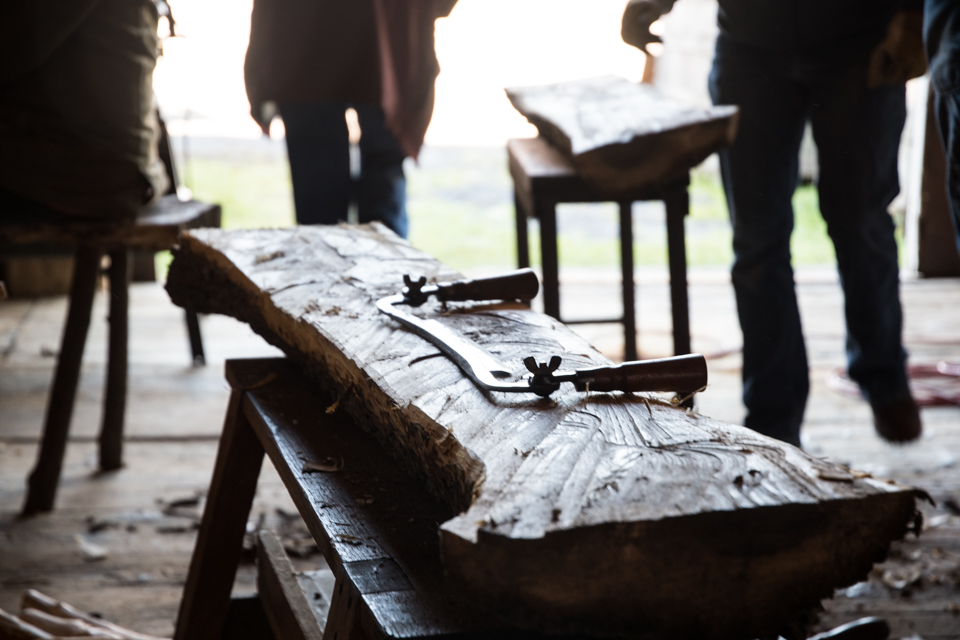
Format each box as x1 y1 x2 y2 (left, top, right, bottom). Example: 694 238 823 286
621 0 667 54
867 10 927 87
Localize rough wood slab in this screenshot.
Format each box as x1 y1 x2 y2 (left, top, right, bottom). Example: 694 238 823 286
167 224 920 640
505 75 738 193
0 196 221 252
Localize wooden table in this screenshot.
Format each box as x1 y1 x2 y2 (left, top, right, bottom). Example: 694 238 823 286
176 357 568 640
508 136 691 363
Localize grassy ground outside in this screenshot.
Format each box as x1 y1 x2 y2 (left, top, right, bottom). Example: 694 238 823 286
164 139 905 277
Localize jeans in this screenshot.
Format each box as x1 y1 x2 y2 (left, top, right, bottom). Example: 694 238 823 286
709 36 909 446
925 0 960 252
280 101 408 238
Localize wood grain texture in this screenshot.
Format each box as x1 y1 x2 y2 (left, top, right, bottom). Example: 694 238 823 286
257 531 325 640
505 75 738 194
166 225 920 640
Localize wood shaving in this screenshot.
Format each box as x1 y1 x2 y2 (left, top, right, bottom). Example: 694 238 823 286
816 470 855 483
325 399 340 414
74 535 107 562
253 250 285 265
240 371 277 390
301 457 344 473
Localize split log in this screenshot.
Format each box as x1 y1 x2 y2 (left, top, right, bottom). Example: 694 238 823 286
19 590 165 640
505 75 738 194
166 224 921 640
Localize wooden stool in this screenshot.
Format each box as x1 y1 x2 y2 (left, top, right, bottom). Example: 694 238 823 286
508 136 691 362
0 195 220 514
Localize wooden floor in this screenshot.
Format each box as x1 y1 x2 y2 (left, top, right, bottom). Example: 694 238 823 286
1 271 959 639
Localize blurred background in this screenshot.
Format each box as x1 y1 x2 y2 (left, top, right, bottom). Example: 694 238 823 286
152 0 848 277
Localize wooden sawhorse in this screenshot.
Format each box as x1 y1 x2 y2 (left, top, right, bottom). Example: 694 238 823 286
508 136 691 362
1 195 220 514
175 357 588 640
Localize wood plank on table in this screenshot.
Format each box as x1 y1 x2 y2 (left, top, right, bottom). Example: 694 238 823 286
505 75 738 194
168 225 921 640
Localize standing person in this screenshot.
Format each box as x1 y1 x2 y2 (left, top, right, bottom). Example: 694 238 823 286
244 0 457 238
925 0 960 249
623 0 923 446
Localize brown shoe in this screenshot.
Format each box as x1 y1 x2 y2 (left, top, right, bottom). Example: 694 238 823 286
871 392 922 443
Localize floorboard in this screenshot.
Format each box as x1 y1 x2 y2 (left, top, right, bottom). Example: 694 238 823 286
1 276 958 639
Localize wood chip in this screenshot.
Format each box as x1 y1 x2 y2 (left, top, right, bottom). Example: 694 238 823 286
74 535 108 562
301 457 344 473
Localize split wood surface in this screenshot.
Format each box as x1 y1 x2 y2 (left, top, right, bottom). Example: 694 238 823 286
167 225 920 640
505 75 738 194
0 590 165 639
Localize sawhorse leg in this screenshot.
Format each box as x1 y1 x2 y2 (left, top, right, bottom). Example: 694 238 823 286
23 247 102 515
174 390 265 640
323 576 370 640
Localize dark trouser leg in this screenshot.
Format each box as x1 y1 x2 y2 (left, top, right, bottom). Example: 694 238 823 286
809 63 909 405
933 88 960 252
925 0 960 251
280 101 351 225
23 247 101 514
709 40 810 446
354 103 408 238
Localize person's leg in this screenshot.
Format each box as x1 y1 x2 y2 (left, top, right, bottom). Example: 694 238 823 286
279 102 350 225
809 54 918 441
933 91 960 250
353 103 408 238
925 0 960 250
709 39 811 446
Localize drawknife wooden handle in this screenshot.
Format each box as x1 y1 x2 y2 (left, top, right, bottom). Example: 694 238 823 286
574 354 708 393
436 269 540 303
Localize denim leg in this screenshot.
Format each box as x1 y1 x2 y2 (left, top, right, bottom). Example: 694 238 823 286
809 65 909 405
926 0 960 250
279 102 351 226
933 90 960 251
709 41 810 446
354 103 408 238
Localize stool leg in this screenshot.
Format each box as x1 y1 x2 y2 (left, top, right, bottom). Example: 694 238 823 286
538 201 561 319
100 250 130 471
184 309 205 365
618 201 638 362
22 247 102 515
174 390 265 640
514 191 530 270
665 187 691 356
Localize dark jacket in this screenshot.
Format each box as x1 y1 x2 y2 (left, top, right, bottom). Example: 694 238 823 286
244 0 457 159
717 0 899 55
